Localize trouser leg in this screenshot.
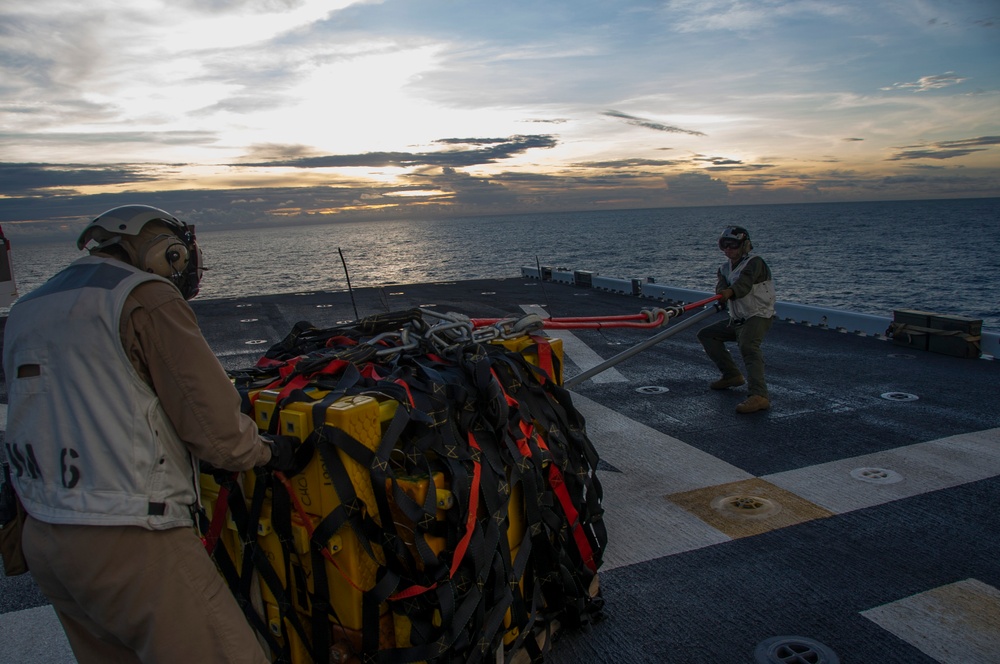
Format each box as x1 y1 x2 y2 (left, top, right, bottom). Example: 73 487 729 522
697 319 742 377
22 516 142 664
736 316 773 398
20 518 269 664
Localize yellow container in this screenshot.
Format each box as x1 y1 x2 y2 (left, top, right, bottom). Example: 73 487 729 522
492 336 564 385
202 332 572 663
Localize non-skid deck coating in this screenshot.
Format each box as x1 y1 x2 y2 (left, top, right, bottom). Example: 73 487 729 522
2 277 998 664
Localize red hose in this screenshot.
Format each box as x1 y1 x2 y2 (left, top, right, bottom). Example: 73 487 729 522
471 294 722 330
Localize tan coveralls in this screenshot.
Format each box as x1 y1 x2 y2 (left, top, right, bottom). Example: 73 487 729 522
21 278 272 664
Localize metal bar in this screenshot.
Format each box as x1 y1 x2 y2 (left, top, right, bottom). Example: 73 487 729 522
564 305 722 388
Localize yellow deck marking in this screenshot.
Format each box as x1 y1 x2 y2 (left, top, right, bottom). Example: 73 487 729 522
666 478 834 539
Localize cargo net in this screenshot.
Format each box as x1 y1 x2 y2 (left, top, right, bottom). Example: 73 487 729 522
200 309 607 664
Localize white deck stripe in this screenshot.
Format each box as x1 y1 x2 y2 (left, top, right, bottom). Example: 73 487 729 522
571 391 1000 571
861 579 1000 664
763 427 1000 515
571 393 752 570
518 305 628 384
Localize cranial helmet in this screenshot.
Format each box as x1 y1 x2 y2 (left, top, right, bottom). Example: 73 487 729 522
718 226 752 252
77 205 204 300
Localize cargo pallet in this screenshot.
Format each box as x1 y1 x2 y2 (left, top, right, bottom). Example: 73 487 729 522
200 328 606 663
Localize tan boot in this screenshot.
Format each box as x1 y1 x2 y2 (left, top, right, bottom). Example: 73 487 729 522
736 395 770 413
710 374 745 390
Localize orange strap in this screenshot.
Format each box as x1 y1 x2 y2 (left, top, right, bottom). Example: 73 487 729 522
201 480 233 554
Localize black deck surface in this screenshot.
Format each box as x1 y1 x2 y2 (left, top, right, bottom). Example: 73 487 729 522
2 277 999 663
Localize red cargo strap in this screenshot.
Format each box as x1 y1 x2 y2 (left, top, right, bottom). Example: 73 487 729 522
389 430 483 601
530 334 554 384
547 464 597 573
529 423 597 573
201 481 232 554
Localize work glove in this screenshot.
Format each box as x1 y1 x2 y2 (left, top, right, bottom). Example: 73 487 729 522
262 434 299 473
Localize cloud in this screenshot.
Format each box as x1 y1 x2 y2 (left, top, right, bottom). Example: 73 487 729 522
601 110 706 137
690 155 775 171
880 72 968 92
241 143 326 161
887 135 1000 161
238 135 558 168
578 158 682 168
0 130 219 149
0 163 159 196
416 166 517 208
665 171 729 203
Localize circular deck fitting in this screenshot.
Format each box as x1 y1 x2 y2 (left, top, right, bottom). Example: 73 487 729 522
245 339 268 345
635 386 669 394
711 494 781 520
236 303 254 308
888 353 916 359
481 291 496 295
315 304 332 308
419 303 438 308
240 318 258 323
880 391 919 402
850 467 903 484
389 292 405 296
754 636 840 664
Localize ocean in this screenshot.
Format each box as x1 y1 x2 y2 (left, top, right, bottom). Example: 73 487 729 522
5 198 999 328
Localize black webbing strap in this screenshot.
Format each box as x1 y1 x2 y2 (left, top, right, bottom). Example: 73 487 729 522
218 311 606 662
209 472 313 660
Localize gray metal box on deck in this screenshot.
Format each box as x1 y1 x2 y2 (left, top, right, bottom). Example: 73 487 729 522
928 314 982 358
891 309 934 350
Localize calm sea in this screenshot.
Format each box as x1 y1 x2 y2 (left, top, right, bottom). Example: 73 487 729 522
6 198 999 328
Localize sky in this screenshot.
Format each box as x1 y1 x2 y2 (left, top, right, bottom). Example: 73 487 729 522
1 0 998 240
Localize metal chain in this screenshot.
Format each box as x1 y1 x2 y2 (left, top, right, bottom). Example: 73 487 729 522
372 310 546 359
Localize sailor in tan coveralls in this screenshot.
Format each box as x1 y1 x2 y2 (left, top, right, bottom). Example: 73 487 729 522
697 225 776 414
3 205 295 663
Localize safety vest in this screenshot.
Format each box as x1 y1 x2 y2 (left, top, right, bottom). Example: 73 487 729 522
3 256 199 529
721 254 775 321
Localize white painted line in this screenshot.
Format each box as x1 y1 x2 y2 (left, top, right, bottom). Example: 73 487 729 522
861 578 1000 664
763 428 1000 514
571 392 752 569
519 305 628 384
572 393 752 492
0 605 74 663
597 471 732 570
572 388 1000 569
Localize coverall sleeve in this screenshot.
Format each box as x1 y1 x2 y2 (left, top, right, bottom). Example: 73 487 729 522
715 269 728 294
122 281 272 471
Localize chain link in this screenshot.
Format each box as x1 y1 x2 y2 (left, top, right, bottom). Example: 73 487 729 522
371 307 683 360
372 310 546 360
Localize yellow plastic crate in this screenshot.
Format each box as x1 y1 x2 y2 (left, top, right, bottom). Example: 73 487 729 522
202 332 568 662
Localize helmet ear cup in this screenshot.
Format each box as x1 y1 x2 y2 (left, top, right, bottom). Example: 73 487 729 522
139 235 190 278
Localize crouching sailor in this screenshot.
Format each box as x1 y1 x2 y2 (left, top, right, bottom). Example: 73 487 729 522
3 205 295 663
697 225 776 414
